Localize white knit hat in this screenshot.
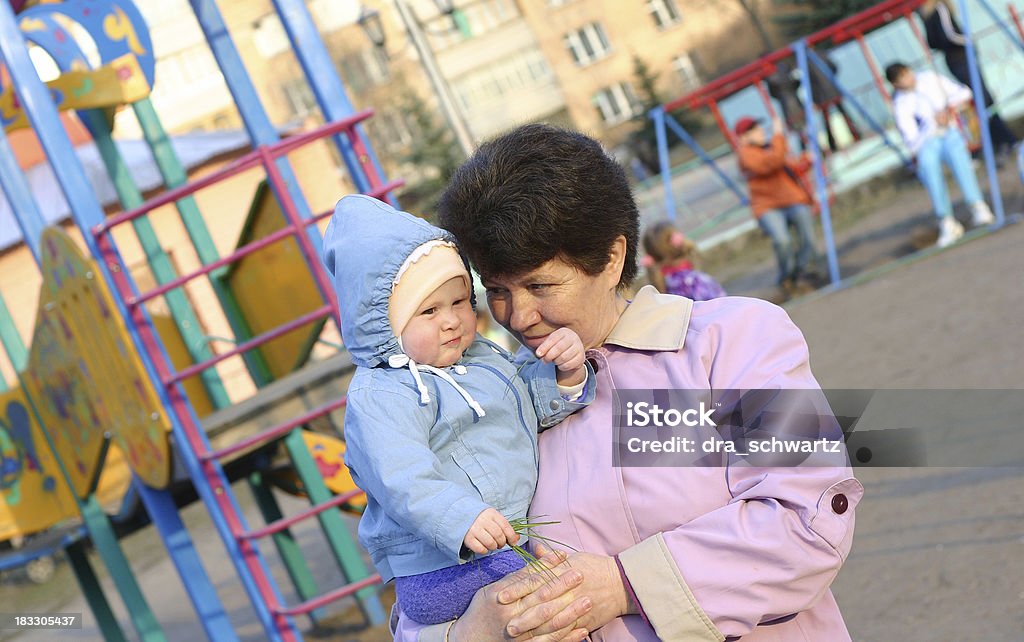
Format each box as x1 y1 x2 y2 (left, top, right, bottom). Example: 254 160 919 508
388 240 470 338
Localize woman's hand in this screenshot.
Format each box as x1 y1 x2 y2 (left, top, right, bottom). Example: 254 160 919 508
449 548 593 641
503 546 636 636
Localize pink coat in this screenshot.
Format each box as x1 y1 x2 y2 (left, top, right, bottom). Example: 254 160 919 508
394 287 862 641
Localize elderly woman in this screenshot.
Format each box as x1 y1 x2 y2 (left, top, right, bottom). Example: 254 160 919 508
393 124 861 641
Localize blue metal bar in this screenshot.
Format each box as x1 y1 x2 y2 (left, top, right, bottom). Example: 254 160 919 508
0 128 45 264
957 0 1006 225
976 0 1024 55
0 5 297 640
804 47 911 168
663 111 749 206
132 482 239 642
794 40 841 285
1018 136 1024 185
651 107 677 220
270 0 392 204
188 0 323 257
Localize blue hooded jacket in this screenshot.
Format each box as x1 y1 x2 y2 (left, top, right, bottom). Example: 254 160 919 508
321 195 592 581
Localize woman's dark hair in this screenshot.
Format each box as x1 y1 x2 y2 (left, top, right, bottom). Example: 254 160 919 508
885 62 910 85
437 124 639 289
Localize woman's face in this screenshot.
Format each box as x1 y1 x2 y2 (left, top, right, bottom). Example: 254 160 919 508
481 237 628 351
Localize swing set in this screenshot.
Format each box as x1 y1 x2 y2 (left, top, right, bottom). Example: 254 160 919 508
651 0 1024 286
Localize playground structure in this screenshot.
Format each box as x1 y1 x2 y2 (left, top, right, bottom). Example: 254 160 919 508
0 0 403 640
650 0 1024 285
1 1 1022 640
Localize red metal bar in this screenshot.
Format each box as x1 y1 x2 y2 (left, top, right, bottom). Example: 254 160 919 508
163 305 332 386
827 0 925 45
101 230 294 631
127 223 303 307
125 177 404 308
93 149 266 236
273 574 383 617
856 33 893 106
240 488 365 540
1010 4 1024 44
93 111 376 237
203 395 348 462
266 110 374 160
260 147 341 326
906 11 937 65
708 100 738 152
664 0 924 111
754 80 778 119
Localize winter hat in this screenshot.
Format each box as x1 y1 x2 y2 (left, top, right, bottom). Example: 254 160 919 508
388 240 471 338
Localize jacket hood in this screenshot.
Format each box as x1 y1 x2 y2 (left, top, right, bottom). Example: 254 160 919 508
321 195 470 368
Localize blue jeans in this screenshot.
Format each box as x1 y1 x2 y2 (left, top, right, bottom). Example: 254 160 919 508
758 204 817 285
916 129 984 219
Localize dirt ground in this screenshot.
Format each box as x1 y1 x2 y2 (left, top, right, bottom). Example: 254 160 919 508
3 162 1023 641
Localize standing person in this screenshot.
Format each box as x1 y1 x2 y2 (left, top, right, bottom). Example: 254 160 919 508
736 115 822 296
920 0 1018 155
320 195 594 626
392 124 861 641
641 220 726 301
886 62 995 248
808 54 862 153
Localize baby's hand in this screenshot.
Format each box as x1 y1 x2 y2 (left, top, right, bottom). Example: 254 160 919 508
464 508 519 555
535 327 586 387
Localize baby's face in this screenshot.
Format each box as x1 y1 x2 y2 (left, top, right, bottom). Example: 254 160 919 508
400 277 476 368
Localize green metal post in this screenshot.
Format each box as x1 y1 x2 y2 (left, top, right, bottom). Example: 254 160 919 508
0 359 166 642
249 471 324 624
66 539 130 642
283 430 384 624
128 101 321 606
130 98 275 389
79 495 166 642
0 293 27 392
79 108 230 410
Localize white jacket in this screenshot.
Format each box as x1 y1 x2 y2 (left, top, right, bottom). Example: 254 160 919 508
893 69 972 155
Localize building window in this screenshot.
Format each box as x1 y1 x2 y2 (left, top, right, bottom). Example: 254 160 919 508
673 52 702 93
564 22 611 67
429 0 519 51
453 50 553 111
647 0 681 29
281 78 317 120
368 110 414 152
592 82 641 125
336 48 390 94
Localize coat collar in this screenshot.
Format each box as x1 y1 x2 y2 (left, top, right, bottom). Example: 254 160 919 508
604 285 692 352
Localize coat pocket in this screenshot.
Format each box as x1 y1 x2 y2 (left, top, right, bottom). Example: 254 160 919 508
449 447 501 509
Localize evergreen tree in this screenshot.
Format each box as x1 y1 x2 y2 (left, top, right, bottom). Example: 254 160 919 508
397 89 464 216
773 0 879 40
628 55 703 175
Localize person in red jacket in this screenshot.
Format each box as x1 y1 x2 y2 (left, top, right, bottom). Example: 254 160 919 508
736 115 821 294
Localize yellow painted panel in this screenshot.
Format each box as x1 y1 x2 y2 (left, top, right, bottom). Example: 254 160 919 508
150 314 214 419
225 182 325 380
22 229 171 494
0 386 80 540
1 53 150 132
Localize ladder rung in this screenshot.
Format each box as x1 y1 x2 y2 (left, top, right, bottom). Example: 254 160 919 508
202 395 348 461
273 574 382 617
239 488 364 541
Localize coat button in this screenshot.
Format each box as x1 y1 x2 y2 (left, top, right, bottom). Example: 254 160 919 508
549 400 560 410
831 493 849 515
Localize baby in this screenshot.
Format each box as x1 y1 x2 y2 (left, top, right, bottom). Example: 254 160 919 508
321 195 592 624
